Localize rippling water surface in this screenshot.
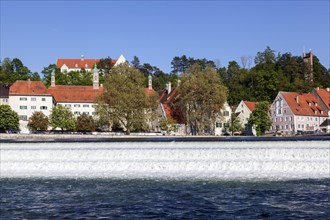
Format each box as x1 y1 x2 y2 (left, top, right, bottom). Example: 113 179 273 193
1 140 329 218
1 178 329 219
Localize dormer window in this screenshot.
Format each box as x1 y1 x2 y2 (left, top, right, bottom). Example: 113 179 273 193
308 102 311 106
75 64 78 68
85 64 88 68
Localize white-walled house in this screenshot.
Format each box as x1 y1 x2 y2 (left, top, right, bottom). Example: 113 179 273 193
8 80 54 133
215 102 232 136
47 67 103 118
311 87 330 117
270 91 329 135
235 100 257 135
57 55 126 73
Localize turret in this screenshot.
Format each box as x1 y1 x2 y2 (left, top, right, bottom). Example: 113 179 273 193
93 64 99 90
148 74 152 90
51 70 55 87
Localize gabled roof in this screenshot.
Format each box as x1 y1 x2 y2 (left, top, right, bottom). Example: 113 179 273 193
56 58 117 69
243 101 257 112
160 88 184 124
48 85 104 103
281 91 328 117
320 119 330 127
313 88 330 110
9 80 50 96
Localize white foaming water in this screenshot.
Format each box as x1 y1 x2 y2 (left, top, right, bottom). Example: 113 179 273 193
1 141 329 180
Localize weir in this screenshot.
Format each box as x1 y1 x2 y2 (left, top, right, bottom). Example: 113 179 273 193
1 141 329 180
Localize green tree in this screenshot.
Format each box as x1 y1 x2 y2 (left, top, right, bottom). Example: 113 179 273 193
0 105 19 132
229 114 243 135
76 113 96 132
97 63 159 134
50 105 76 132
248 102 272 136
177 64 228 135
0 57 34 84
27 111 49 132
159 118 177 134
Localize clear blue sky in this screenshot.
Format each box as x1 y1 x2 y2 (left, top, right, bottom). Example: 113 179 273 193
1 0 329 75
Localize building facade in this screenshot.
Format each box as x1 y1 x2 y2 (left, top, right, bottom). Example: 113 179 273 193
56 55 126 73
8 80 54 133
270 91 329 135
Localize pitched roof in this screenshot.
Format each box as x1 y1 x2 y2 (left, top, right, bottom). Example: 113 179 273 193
281 92 328 117
160 89 184 124
9 80 50 96
48 85 104 103
320 119 330 127
313 88 330 110
243 101 257 112
56 58 117 69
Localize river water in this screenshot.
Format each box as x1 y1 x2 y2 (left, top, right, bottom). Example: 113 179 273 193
1 140 329 219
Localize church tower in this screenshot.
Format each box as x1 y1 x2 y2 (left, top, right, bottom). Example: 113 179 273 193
93 64 99 90
51 70 55 87
303 49 313 82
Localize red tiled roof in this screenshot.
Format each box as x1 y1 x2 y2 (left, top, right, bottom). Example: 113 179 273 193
48 85 104 103
313 88 330 110
244 101 257 112
9 80 50 96
144 88 157 95
56 58 117 69
282 92 328 117
160 88 184 124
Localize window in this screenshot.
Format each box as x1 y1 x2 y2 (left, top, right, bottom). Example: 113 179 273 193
83 104 89 108
40 106 47 110
223 111 229 116
2 98 8 103
20 106 27 110
42 98 46 101
298 124 300 128
65 104 72 108
92 104 97 108
19 115 28 121
74 104 80 108
92 112 96 116
302 124 304 128
224 123 229 128
285 125 289 129
31 97 36 101
315 118 318 121
74 111 80 115
83 112 89 115
216 122 222 128
31 106 36 110
20 97 27 101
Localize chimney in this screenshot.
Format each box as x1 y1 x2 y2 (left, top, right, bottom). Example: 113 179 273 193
177 79 181 87
81 55 84 61
148 74 152 90
51 70 55 87
327 88 330 92
167 82 171 94
93 64 99 90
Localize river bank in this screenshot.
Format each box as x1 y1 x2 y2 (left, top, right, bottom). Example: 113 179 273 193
1 133 329 143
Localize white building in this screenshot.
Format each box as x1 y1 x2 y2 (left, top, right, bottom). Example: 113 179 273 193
56 55 126 73
235 100 257 135
215 102 232 136
270 91 329 135
8 80 54 133
48 67 103 117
